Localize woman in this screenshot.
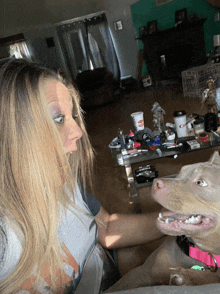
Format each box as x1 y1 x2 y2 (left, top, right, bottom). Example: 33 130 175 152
0 59 163 294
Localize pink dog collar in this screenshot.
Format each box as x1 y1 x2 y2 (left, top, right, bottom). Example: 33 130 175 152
189 246 220 268
177 236 219 271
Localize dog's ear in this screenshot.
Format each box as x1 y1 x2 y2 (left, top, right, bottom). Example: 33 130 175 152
209 151 220 165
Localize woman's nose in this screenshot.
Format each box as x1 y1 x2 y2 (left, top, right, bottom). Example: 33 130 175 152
67 118 82 140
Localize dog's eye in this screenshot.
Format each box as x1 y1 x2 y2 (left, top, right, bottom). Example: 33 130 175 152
196 179 208 187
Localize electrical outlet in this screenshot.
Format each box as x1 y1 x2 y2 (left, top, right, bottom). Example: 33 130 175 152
215 13 220 21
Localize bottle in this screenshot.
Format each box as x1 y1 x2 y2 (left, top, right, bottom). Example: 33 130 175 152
204 112 218 132
118 129 126 151
173 110 187 138
218 111 220 125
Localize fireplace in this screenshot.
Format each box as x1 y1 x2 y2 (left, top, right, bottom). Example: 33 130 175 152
142 18 207 82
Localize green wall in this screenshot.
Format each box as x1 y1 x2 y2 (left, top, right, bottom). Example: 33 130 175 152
131 0 220 75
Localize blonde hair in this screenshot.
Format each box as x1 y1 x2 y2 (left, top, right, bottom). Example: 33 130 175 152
0 59 94 293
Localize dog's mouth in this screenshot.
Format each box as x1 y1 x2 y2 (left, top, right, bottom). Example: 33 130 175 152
157 211 216 235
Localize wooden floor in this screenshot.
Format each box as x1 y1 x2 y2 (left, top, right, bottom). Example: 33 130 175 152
84 81 220 275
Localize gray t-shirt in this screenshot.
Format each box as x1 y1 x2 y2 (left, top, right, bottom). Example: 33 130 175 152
0 184 105 293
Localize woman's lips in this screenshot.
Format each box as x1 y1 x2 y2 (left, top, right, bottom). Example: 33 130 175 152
66 149 77 158
64 146 77 154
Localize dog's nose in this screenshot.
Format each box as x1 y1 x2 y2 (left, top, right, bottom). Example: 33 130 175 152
153 179 165 190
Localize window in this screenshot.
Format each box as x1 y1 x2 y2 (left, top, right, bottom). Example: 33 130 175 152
10 41 31 59
0 34 31 60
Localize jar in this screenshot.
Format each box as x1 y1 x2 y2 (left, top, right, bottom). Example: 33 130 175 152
193 118 205 135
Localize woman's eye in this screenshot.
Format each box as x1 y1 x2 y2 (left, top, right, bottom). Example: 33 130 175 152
196 179 208 187
54 115 65 124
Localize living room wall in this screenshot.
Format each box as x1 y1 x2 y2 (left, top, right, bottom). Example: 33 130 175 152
0 0 105 33
0 0 140 79
131 0 220 74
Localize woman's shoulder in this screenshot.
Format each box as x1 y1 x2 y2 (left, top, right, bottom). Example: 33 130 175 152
0 217 23 281
77 183 101 216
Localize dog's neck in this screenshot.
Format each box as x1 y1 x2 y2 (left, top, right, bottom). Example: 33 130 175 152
190 233 220 256
177 235 194 255
177 235 220 270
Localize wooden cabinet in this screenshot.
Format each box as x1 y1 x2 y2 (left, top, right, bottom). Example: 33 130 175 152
141 19 207 82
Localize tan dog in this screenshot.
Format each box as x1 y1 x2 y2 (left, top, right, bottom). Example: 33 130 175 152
106 151 220 292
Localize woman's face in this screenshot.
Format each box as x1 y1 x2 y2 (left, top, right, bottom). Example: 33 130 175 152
45 80 82 157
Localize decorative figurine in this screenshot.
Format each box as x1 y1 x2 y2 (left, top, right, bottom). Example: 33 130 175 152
151 102 166 133
201 78 218 115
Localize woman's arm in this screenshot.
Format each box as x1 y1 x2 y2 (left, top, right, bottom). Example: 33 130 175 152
95 206 164 249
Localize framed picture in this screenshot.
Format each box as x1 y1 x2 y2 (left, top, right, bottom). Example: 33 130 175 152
175 8 187 24
156 0 173 6
147 20 158 35
114 20 123 31
139 27 148 39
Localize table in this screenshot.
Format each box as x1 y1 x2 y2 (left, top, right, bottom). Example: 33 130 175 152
110 136 220 213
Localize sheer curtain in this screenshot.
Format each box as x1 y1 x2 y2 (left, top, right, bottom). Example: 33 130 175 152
85 14 120 81
0 33 32 61
10 41 31 59
56 13 120 81
57 20 91 79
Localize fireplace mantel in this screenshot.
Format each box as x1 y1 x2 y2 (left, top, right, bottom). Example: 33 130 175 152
141 18 207 82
